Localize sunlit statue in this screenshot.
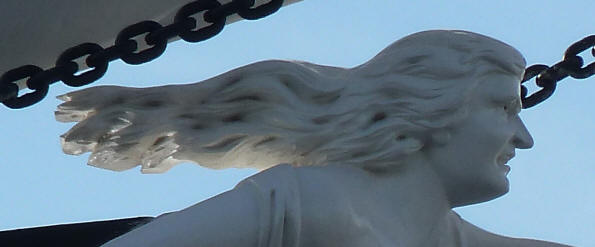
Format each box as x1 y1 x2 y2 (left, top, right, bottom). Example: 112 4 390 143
56 30 570 246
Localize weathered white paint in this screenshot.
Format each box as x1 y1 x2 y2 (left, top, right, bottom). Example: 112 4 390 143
59 30 568 246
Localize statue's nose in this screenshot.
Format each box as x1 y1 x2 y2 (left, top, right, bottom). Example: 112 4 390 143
512 116 534 149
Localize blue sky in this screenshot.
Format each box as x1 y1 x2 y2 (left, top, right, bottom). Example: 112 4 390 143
1 1 593 245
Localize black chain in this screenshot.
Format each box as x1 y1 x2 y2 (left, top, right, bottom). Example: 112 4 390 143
521 35 595 109
0 0 284 109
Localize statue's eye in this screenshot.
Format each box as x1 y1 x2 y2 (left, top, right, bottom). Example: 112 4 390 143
501 104 513 116
502 102 520 116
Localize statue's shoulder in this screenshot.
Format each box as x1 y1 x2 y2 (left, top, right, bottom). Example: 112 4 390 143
453 212 571 247
236 164 300 191
230 164 303 247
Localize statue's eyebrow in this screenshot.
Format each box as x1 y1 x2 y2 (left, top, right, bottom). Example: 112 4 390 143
510 98 522 112
497 95 522 113
513 99 523 113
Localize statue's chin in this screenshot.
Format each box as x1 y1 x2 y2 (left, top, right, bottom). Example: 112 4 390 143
451 178 510 208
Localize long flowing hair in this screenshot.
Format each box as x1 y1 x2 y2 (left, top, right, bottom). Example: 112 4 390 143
57 30 526 173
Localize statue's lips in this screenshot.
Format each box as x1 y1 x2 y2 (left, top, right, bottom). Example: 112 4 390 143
497 153 515 166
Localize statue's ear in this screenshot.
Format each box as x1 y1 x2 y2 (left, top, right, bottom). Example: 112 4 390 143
395 134 424 154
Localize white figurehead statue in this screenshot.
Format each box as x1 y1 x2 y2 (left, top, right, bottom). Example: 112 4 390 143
56 30 569 246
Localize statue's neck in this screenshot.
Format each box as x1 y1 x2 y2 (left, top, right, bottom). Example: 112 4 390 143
299 162 461 246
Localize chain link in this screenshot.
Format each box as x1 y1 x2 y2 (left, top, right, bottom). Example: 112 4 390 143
237 0 284 20
115 21 169 65
0 0 285 109
1 65 45 109
521 35 595 109
175 0 226 43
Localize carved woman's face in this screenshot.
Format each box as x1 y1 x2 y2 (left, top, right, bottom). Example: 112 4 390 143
425 72 534 207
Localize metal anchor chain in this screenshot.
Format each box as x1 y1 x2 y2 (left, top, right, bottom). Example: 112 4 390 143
521 35 595 109
0 0 284 109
